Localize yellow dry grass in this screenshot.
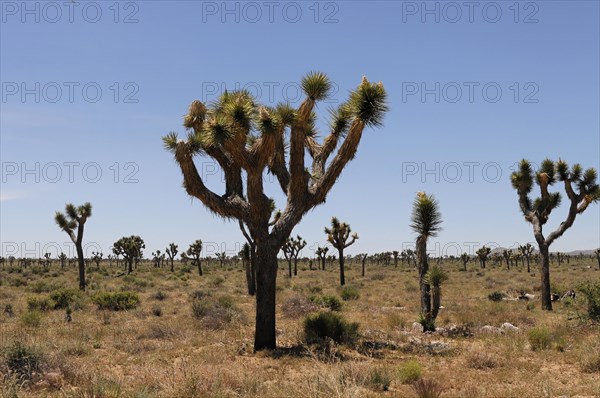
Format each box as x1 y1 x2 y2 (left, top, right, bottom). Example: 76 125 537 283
0 258 599 397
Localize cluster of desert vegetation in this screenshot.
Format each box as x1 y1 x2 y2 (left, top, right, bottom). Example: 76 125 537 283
1 72 599 397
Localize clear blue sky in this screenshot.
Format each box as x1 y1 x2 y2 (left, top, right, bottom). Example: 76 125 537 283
1 1 599 259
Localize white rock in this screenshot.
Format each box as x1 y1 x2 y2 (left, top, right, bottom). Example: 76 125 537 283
480 325 502 334
500 322 519 332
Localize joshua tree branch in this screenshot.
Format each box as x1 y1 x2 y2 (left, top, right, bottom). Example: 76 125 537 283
174 142 249 221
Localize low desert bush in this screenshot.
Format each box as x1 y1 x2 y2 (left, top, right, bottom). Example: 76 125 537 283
92 291 140 311
398 359 422 384
303 312 359 344
309 295 342 311
340 286 360 301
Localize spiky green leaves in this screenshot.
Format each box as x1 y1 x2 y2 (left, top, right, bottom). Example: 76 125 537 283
410 192 442 238
203 114 233 146
301 71 331 101
347 77 388 128
187 239 203 257
511 159 534 192
424 265 448 288
328 104 352 137
536 159 556 186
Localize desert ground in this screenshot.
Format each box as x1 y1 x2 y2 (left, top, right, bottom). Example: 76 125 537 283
1 257 599 398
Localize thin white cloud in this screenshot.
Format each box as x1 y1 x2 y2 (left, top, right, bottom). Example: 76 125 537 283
0 191 27 202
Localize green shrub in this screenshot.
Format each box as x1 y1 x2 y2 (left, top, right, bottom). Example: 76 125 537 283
20 310 42 328
340 286 360 301
4 304 14 317
309 295 342 311
487 291 505 302
368 367 392 391
579 281 600 321
49 288 81 309
528 326 551 351
303 311 359 344
92 292 139 311
211 276 225 287
27 297 52 312
29 280 56 293
3 341 42 380
398 359 422 384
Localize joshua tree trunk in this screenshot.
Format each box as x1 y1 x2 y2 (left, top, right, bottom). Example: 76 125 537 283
416 235 431 324
76 244 85 291
526 255 531 273
361 254 367 277
127 259 133 275
338 247 345 286
539 244 552 310
287 258 293 278
431 286 441 320
254 244 278 350
294 258 298 276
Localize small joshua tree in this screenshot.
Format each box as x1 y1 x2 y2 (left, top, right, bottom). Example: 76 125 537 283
281 235 306 277
166 243 178 272
112 236 145 275
476 246 491 269
425 265 448 323
460 253 470 271
55 202 92 291
325 217 358 286
58 252 67 269
410 192 442 332
216 252 227 267
519 243 535 273
316 246 329 270
186 240 203 276
511 159 600 310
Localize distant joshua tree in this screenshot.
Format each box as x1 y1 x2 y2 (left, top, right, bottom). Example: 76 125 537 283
166 243 178 272
112 236 145 275
502 250 512 270
152 251 165 268
58 252 67 269
186 240 204 276
55 202 92 291
410 192 442 332
316 246 329 270
392 250 399 268
91 252 103 269
511 158 599 310
325 217 358 286
281 235 306 277
460 253 470 271
360 253 368 277
216 252 227 267
476 246 491 269
519 243 535 273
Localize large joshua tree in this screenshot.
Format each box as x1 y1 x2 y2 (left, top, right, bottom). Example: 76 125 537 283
164 72 387 350
55 202 92 291
410 192 442 331
595 248 600 270
511 159 599 310
325 217 358 286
